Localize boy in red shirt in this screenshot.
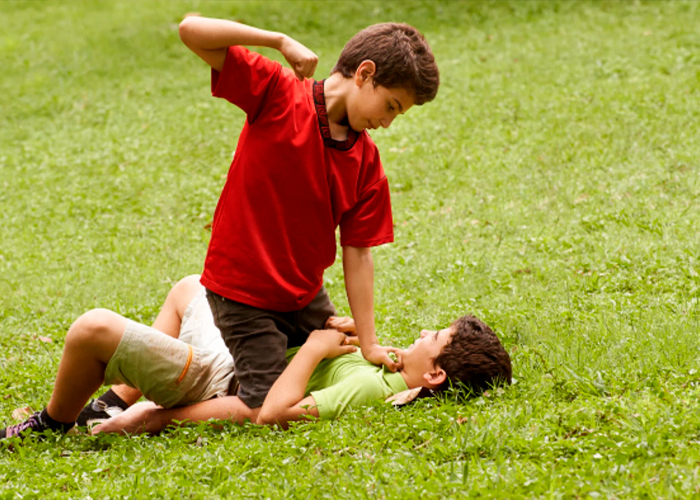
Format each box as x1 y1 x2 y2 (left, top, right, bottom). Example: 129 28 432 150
178 16 439 419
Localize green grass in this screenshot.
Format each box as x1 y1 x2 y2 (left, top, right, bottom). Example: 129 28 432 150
2 0 700 498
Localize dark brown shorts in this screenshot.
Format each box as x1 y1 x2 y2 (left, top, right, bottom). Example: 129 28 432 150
205 287 336 409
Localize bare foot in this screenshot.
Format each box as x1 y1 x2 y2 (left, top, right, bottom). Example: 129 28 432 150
91 401 161 435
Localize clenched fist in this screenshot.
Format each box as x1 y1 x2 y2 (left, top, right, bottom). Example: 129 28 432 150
279 35 318 81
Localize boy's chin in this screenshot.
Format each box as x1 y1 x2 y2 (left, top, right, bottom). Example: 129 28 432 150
344 117 362 132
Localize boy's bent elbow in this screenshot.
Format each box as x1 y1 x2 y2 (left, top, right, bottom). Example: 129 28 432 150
65 308 125 354
178 16 198 45
256 409 275 426
256 408 288 428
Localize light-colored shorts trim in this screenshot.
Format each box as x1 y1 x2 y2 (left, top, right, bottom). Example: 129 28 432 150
104 290 234 408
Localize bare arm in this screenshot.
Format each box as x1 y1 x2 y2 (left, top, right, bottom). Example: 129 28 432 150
342 246 401 371
178 16 317 79
257 330 357 429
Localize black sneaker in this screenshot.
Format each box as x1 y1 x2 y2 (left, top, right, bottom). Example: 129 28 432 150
76 399 125 428
1 411 49 440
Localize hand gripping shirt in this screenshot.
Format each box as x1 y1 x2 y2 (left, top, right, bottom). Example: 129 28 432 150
286 348 409 419
201 46 394 312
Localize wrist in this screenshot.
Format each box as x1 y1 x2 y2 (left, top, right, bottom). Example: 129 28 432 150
271 32 287 51
358 336 379 351
300 341 328 359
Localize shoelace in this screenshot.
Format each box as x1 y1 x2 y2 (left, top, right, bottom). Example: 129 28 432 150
92 399 109 412
6 412 43 438
91 399 124 417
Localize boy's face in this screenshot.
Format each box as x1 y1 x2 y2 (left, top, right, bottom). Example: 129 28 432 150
346 62 416 132
399 326 454 382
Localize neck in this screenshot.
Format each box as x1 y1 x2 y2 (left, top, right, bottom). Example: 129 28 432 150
399 369 424 390
323 73 352 127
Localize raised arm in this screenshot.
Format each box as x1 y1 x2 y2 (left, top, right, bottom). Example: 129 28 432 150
178 16 317 79
257 330 357 429
342 246 402 371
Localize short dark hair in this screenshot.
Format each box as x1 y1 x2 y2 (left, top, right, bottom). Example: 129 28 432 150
434 315 512 395
331 23 440 105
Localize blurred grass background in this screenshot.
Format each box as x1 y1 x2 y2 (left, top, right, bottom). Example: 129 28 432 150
1 1 700 498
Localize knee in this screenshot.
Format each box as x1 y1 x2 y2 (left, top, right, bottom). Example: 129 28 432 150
66 309 117 347
169 275 202 299
178 274 202 288
164 274 203 313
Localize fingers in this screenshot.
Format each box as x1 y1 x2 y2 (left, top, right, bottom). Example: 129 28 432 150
294 66 314 80
386 347 404 371
340 345 358 355
338 318 356 333
382 354 398 373
326 316 356 333
394 351 404 371
343 335 361 346
308 57 318 77
293 55 318 80
318 329 349 345
280 36 317 80
365 345 403 372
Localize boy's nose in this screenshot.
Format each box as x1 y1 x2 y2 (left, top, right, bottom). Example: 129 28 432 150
419 330 429 338
381 116 395 128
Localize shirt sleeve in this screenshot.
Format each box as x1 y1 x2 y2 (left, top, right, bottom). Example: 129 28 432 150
211 45 282 123
339 175 394 248
310 373 389 419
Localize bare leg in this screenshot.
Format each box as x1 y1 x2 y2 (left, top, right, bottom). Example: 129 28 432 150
47 275 205 423
109 385 143 407
47 309 128 423
93 397 260 435
109 276 204 405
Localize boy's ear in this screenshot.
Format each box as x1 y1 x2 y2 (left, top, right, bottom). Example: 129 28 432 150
423 367 447 388
354 60 377 86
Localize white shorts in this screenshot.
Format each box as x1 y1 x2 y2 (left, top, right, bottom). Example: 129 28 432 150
103 289 235 408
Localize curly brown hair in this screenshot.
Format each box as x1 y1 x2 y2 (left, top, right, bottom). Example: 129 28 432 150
331 23 440 105
434 315 512 395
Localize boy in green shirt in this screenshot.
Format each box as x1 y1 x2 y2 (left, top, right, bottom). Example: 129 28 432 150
2 276 511 439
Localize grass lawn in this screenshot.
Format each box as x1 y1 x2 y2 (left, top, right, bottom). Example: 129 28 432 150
2 0 700 498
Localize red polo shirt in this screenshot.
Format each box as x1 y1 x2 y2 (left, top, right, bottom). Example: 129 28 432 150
200 46 394 312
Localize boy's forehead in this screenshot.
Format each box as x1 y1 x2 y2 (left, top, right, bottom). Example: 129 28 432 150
440 325 456 341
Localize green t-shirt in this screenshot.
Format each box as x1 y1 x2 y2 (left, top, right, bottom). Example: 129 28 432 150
285 348 408 420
